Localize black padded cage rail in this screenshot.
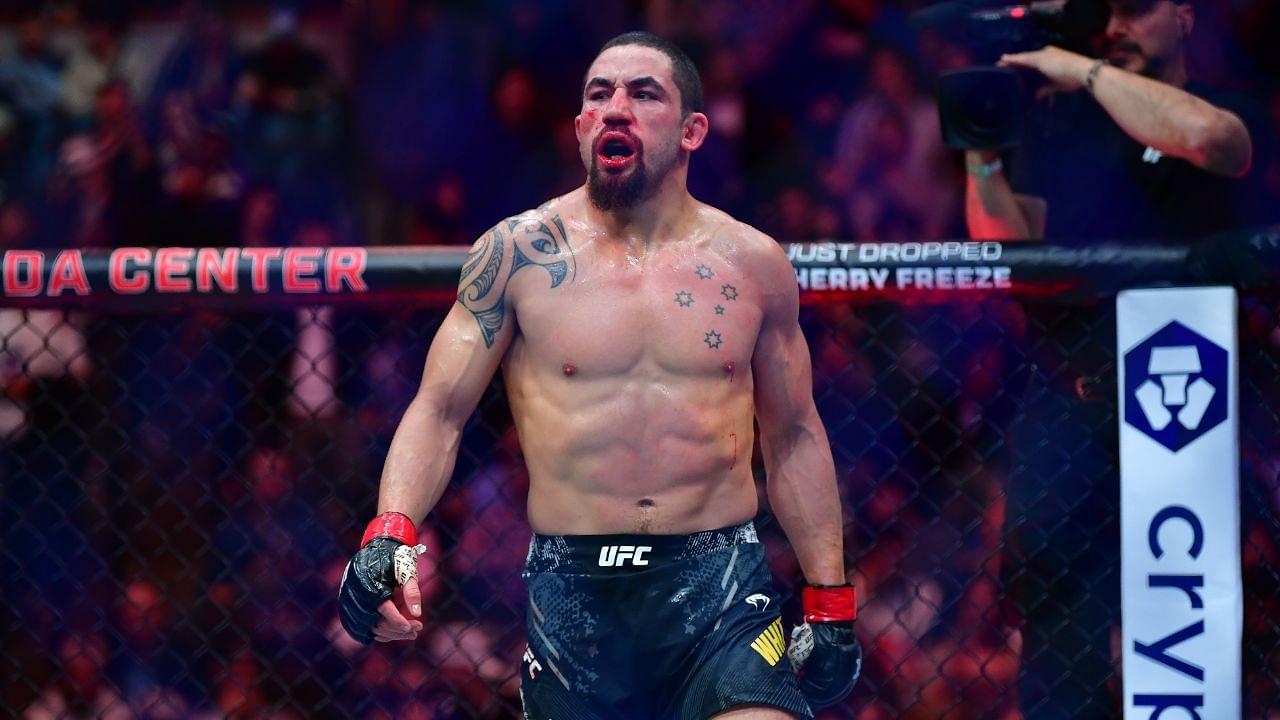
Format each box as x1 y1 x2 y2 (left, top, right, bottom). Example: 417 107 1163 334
0 233 1277 719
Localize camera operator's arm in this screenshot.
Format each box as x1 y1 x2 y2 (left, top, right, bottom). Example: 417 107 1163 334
964 151 1046 240
998 47 1252 177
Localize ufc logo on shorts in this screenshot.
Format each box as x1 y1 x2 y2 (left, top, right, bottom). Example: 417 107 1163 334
598 545 652 567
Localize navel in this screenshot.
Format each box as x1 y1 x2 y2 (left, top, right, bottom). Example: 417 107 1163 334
635 499 655 534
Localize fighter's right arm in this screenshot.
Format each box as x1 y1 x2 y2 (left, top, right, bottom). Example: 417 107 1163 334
340 225 519 643
341 215 576 643
376 223 520 523
964 150 1045 241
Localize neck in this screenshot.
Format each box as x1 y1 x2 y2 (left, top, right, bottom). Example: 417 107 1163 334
1152 51 1189 88
585 172 693 246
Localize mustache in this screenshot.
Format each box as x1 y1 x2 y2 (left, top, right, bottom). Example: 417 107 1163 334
1103 40 1143 55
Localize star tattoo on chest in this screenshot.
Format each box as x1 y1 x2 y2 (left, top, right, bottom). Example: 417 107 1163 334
714 305 725 316
695 264 714 280
720 284 738 301
674 290 694 308
704 330 723 349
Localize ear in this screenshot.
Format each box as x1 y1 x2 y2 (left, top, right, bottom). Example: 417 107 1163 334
680 112 710 153
1176 1 1194 37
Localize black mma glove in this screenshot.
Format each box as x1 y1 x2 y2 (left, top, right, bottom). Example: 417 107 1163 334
788 584 863 709
337 511 424 644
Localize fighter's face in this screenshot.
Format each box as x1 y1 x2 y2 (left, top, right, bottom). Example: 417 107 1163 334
576 45 691 210
1103 0 1190 78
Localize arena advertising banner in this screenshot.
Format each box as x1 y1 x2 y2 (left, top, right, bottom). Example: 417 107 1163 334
0 246 458 309
784 240 1193 303
0 246 370 297
787 241 1012 293
1117 287 1241 720
0 241 1206 309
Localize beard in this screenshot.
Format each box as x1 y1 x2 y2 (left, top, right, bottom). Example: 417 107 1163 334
587 156 650 211
1102 40 1152 76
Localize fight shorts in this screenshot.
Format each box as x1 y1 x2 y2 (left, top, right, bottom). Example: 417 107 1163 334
519 521 813 719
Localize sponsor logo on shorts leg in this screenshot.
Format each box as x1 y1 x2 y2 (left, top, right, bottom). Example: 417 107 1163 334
750 617 786 666
744 593 770 611
522 645 543 680
597 545 652 567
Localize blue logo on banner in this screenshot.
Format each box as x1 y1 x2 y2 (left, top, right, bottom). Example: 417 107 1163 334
1123 321 1228 452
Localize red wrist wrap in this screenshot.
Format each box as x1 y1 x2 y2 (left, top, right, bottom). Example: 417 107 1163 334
360 512 417 548
803 585 857 623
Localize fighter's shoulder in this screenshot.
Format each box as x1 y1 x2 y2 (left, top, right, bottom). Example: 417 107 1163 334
458 200 579 304
465 198 574 263
701 208 792 281
492 197 575 246
533 191 579 219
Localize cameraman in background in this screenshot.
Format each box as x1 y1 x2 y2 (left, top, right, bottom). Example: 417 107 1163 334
951 1 1274 718
966 0 1268 241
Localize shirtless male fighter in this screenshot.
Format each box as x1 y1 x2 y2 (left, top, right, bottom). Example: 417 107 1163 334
338 31 861 719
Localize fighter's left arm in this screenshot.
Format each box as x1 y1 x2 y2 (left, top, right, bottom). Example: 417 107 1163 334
999 46 1252 177
750 236 862 708
750 238 845 586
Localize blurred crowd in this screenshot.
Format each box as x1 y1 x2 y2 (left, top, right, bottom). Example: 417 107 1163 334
1 1 1279 719
0 1 1277 251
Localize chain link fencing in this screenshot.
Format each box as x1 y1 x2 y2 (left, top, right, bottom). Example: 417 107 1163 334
1 288 1277 718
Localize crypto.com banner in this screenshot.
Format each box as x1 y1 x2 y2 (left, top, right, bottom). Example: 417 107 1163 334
1118 287 1241 720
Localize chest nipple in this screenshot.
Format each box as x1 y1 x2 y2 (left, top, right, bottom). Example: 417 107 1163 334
562 362 578 377
722 361 735 379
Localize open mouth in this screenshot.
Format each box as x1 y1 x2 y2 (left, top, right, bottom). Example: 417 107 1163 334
596 132 638 170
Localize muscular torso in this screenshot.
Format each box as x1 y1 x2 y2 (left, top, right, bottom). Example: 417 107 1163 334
488 194 767 534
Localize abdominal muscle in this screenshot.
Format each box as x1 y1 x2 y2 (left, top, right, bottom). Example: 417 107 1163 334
507 366 760 535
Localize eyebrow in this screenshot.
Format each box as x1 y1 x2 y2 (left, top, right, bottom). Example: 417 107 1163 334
584 76 667 96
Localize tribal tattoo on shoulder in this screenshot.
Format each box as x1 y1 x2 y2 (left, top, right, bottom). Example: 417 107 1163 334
458 214 577 348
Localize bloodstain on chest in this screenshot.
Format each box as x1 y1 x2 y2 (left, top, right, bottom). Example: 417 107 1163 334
729 432 738 470
723 361 735 381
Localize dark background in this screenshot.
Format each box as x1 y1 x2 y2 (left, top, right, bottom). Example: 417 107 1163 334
0 2 1277 719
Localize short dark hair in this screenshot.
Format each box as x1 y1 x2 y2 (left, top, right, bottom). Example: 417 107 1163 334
588 31 704 117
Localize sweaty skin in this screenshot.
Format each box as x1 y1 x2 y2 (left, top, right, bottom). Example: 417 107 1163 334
400 187 840 546
369 46 843 653
498 193 764 535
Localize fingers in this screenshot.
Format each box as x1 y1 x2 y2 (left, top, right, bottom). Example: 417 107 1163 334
403 576 422 618
373 626 419 643
377 598 423 634
997 58 1036 74
373 598 422 643
1034 85 1060 102
997 51 1048 72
